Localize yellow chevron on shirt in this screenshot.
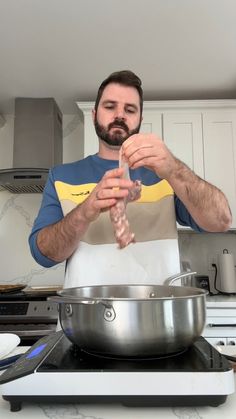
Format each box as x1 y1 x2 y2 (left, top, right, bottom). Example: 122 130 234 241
55 181 96 205
139 179 173 202
55 179 173 205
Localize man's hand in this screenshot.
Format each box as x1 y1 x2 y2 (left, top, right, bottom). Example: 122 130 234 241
36 167 135 262
79 167 135 222
121 133 232 232
121 133 178 180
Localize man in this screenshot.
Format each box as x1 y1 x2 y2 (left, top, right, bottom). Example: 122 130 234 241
29 70 232 288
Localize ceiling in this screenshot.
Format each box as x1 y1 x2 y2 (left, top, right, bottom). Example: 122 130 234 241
0 0 236 116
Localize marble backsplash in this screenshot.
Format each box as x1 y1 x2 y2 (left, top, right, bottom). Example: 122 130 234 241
1 113 236 288
0 191 65 286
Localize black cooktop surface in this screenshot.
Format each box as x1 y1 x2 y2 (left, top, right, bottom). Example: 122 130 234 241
37 332 231 373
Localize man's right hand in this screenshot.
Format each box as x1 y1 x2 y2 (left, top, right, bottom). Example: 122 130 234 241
79 167 135 222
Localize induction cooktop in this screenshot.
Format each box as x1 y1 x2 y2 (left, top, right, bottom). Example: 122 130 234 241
0 331 234 411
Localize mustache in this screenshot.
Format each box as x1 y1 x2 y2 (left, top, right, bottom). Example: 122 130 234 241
108 119 129 133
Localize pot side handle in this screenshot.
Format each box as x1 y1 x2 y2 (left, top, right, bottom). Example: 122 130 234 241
47 295 113 310
164 271 197 286
47 296 97 305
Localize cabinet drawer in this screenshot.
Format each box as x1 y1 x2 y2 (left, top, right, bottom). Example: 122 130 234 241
204 337 236 346
204 337 227 346
206 307 236 317
203 317 236 338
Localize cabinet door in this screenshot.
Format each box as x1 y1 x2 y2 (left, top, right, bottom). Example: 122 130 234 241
203 111 236 228
83 110 98 157
163 112 204 178
141 111 162 136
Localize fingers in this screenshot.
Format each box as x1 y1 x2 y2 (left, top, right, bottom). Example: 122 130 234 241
100 167 133 188
90 167 134 211
126 146 158 169
81 167 135 223
121 134 160 169
96 186 130 201
122 133 161 153
103 167 125 179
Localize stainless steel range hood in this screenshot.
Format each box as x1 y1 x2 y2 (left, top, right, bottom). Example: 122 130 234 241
0 98 63 193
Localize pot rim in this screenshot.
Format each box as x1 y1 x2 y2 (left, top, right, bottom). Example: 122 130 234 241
55 283 208 302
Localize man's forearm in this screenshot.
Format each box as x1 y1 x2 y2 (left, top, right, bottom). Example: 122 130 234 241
168 159 232 232
36 205 90 262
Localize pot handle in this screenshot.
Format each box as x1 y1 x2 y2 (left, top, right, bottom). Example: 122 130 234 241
48 296 98 305
164 271 197 286
47 295 113 309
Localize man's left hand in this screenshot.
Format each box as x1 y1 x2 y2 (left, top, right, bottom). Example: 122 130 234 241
121 133 177 180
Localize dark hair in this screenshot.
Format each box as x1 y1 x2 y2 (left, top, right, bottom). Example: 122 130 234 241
94 70 143 113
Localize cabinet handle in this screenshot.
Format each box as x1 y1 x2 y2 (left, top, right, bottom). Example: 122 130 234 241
208 323 236 328
228 341 236 346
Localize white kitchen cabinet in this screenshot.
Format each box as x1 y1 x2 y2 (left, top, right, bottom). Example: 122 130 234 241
162 107 236 228
202 111 236 228
163 112 204 178
77 99 236 228
146 101 236 229
139 105 162 136
77 102 97 157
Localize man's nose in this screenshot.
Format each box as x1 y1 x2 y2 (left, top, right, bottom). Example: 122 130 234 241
114 106 126 120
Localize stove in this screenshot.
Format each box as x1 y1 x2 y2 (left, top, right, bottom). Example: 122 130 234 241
0 331 234 412
0 289 58 344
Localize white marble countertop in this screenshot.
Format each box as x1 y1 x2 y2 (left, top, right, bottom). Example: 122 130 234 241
0 347 236 419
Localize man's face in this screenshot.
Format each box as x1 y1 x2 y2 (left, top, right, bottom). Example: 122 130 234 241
93 83 142 147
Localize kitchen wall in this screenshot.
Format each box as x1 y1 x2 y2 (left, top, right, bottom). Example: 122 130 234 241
0 114 236 289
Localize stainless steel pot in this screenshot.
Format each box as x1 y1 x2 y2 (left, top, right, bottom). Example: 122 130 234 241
49 272 207 357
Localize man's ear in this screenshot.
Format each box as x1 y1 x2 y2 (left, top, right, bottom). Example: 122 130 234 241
92 109 96 124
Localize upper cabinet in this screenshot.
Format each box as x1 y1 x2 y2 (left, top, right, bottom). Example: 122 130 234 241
162 112 204 178
139 103 162 136
77 100 236 229
202 110 236 228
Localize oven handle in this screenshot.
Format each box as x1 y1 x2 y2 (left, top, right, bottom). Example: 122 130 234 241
208 323 236 328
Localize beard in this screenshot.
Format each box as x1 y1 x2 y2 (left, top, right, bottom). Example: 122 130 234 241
94 117 142 147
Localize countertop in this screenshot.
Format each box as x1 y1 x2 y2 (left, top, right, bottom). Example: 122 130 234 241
0 347 236 419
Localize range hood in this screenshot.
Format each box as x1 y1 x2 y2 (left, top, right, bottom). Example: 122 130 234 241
0 98 62 193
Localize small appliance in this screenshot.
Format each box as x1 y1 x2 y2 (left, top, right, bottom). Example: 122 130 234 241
0 331 234 412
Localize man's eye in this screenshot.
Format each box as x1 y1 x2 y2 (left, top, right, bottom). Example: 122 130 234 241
126 108 136 114
105 104 114 109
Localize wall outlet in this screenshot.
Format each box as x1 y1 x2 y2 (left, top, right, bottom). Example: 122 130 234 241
208 255 217 271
